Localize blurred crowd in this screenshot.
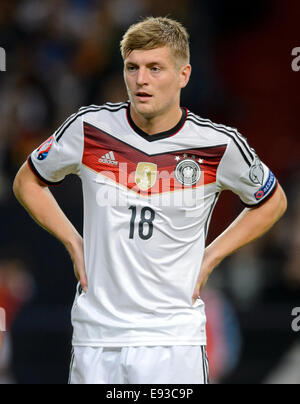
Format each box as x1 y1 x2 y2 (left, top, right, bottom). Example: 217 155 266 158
0 0 299 384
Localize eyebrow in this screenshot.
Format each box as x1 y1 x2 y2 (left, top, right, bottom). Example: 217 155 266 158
125 61 164 67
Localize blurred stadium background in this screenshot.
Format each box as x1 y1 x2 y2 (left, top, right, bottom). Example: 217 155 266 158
0 0 299 384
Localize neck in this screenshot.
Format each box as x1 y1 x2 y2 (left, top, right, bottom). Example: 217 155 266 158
130 104 183 135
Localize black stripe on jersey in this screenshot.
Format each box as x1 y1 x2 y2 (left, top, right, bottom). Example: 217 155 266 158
53 106 102 141
187 117 252 167
201 346 207 384
204 347 210 384
28 155 64 186
204 193 219 239
201 346 205 384
127 107 187 142
55 103 128 143
54 105 102 140
105 101 128 107
68 347 75 384
188 112 256 163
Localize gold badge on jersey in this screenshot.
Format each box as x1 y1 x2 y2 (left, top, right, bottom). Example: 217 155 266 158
135 162 157 191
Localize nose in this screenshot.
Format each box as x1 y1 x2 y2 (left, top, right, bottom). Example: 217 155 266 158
136 67 149 86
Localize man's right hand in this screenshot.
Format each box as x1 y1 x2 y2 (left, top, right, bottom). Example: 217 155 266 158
13 161 88 292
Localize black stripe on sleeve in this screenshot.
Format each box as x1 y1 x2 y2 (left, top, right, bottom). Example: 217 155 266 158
27 155 64 186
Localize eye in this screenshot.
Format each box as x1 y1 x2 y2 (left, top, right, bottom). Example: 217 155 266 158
127 65 137 72
151 66 160 73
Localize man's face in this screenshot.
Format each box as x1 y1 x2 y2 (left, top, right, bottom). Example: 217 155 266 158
124 46 190 119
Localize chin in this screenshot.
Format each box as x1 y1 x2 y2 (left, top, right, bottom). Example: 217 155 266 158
133 102 156 119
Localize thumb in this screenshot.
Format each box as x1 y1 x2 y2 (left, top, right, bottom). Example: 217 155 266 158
74 263 88 293
192 285 200 304
80 273 88 293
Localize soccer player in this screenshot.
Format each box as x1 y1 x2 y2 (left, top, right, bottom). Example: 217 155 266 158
13 17 287 384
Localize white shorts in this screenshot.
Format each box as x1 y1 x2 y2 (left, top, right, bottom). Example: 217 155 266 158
69 345 209 384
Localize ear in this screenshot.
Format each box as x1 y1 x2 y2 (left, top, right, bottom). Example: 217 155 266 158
179 64 192 89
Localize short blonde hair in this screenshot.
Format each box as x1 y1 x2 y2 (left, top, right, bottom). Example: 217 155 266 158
120 17 190 68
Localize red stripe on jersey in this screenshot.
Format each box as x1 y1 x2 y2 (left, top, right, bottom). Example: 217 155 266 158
82 122 227 195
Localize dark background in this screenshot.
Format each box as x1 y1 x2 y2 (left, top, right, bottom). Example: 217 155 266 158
0 0 299 384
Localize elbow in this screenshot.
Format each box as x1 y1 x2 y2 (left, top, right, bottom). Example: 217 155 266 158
279 187 288 217
256 184 288 224
276 184 288 220
13 163 28 202
13 170 22 201
13 162 47 204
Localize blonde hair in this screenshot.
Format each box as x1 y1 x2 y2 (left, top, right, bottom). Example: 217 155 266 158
120 17 190 68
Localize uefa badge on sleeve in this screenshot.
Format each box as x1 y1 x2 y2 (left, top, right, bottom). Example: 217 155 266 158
37 136 55 161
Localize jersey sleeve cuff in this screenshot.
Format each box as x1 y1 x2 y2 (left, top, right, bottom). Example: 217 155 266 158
27 155 64 187
242 180 278 208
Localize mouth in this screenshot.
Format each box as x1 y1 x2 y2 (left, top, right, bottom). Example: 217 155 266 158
135 92 153 101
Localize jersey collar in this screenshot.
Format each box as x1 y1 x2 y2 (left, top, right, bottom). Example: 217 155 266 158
126 104 188 142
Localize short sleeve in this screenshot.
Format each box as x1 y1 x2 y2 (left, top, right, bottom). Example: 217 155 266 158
216 138 278 207
28 111 84 185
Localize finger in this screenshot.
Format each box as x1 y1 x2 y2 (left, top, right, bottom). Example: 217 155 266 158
77 268 88 292
80 274 88 293
192 289 199 305
74 265 88 292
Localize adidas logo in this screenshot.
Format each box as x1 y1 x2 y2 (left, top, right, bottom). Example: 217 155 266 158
99 151 118 166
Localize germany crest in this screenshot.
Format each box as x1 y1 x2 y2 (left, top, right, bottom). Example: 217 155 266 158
175 159 201 186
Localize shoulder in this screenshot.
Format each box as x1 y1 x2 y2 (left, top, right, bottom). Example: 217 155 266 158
186 110 241 143
54 102 128 142
186 110 255 163
78 102 128 117
67 102 129 123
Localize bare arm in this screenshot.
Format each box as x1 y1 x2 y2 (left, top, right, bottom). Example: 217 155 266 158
13 161 88 291
192 184 287 302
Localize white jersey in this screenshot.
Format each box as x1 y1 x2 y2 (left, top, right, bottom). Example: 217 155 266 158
29 102 278 347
